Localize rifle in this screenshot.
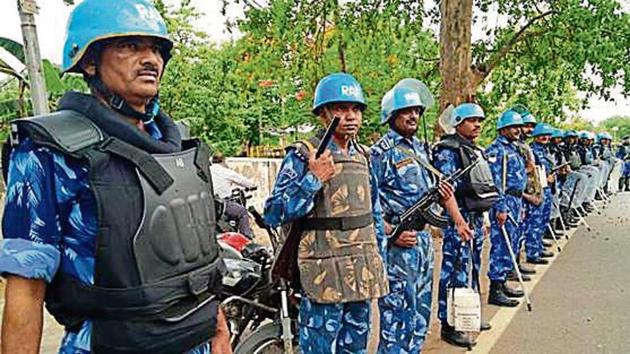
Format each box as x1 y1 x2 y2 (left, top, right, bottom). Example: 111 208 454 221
271 117 340 285
387 158 481 247
550 162 570 175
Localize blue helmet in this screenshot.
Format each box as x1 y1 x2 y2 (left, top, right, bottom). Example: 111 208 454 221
62 0 173 73
578 131 590 139
451 103 485 127
496 110 523 130
313 73 366 114
380 86 424 124
564 130 578 138
551 128 564 139
532 123 553 137
521 112 537 125
603 132 612 140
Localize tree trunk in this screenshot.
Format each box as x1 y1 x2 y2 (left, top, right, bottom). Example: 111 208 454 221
438 0 475 112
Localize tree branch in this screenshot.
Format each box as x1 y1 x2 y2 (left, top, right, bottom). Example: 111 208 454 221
477 10 554 81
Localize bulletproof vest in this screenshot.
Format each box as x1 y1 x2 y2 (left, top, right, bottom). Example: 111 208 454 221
565 145 582 170
290 137 388 304
577 144 593 165
9 110 221 354
435 134 499 212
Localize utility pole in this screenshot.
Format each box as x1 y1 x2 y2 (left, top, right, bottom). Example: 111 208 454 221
17 0 49 115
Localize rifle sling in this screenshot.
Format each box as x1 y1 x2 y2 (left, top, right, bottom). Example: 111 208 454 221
301 213 373 231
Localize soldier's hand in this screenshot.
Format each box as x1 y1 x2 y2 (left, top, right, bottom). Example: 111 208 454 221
547 174 555 184
309 150 336 183
455 221 474 242
437 180 455 201
496 212 507 226
212 308 233 354
393 230 417 248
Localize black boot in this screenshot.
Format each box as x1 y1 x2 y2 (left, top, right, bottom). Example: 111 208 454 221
488 281 519 307
480 320 492 331
502 282 524 298
625 177 630 191
527 257 549 265
540 250 554 258
519 264 536 274
508 270 531 282
582 202 594 213
441 322 476 348
554 219 566 233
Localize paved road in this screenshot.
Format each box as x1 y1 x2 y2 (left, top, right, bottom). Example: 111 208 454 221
490 193 630 354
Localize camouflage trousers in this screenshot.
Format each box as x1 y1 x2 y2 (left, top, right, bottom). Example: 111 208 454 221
298 297 371 354
560 171 588 209
378 231 434 354
488 194 522 281
437 215 485 322
580 165 600 203
524 187 552 260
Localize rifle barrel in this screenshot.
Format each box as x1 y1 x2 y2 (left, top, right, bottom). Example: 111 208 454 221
316 117 340 158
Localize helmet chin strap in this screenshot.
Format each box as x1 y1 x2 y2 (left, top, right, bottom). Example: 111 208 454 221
89 75 160 124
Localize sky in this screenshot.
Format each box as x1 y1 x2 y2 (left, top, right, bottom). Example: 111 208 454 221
1 0 628 124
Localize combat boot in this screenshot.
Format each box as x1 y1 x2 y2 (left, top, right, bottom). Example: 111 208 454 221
488 281 519 307
480 320 492 331
540 250 554 258
507 270 531 282
441 322 476 348
527 257 549 265
502 282 524 298
519 264 536 274
582 202 595 213
625 178 630 191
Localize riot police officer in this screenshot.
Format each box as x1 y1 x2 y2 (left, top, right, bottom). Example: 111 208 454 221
371 81 473 353
433 103 496 347
485 110 527 307
617 136 630 191
0 1 230 353
264 72 389 354
524 123 556 264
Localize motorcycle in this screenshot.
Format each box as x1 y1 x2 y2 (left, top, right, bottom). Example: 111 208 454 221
216 199 300 353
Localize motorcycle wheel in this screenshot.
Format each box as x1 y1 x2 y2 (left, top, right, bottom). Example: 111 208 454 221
234 321 300 354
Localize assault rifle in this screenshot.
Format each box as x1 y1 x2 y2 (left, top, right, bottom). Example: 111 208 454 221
550 162 570 174
387 158 481 247
271 117 340 286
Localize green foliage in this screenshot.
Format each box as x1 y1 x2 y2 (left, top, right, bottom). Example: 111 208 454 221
599 116 630 141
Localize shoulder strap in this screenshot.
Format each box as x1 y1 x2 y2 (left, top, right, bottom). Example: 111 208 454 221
395 144 443 179
11 110 104 154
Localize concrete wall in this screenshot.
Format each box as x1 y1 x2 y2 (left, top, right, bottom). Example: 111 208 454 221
224 157 283 211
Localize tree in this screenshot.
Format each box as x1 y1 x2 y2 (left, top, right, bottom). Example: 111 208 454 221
438 0 630 127
599 116 630 141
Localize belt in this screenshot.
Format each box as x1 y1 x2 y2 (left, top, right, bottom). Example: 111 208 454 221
301 213 373 231
505 189 523 198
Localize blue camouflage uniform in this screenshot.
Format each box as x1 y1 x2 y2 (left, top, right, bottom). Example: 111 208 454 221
524 142 553 260
0 127 209 354
433 145 485 324
485 136 527 282
370 130 435 354
264 140 387 354
617 145 630 177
